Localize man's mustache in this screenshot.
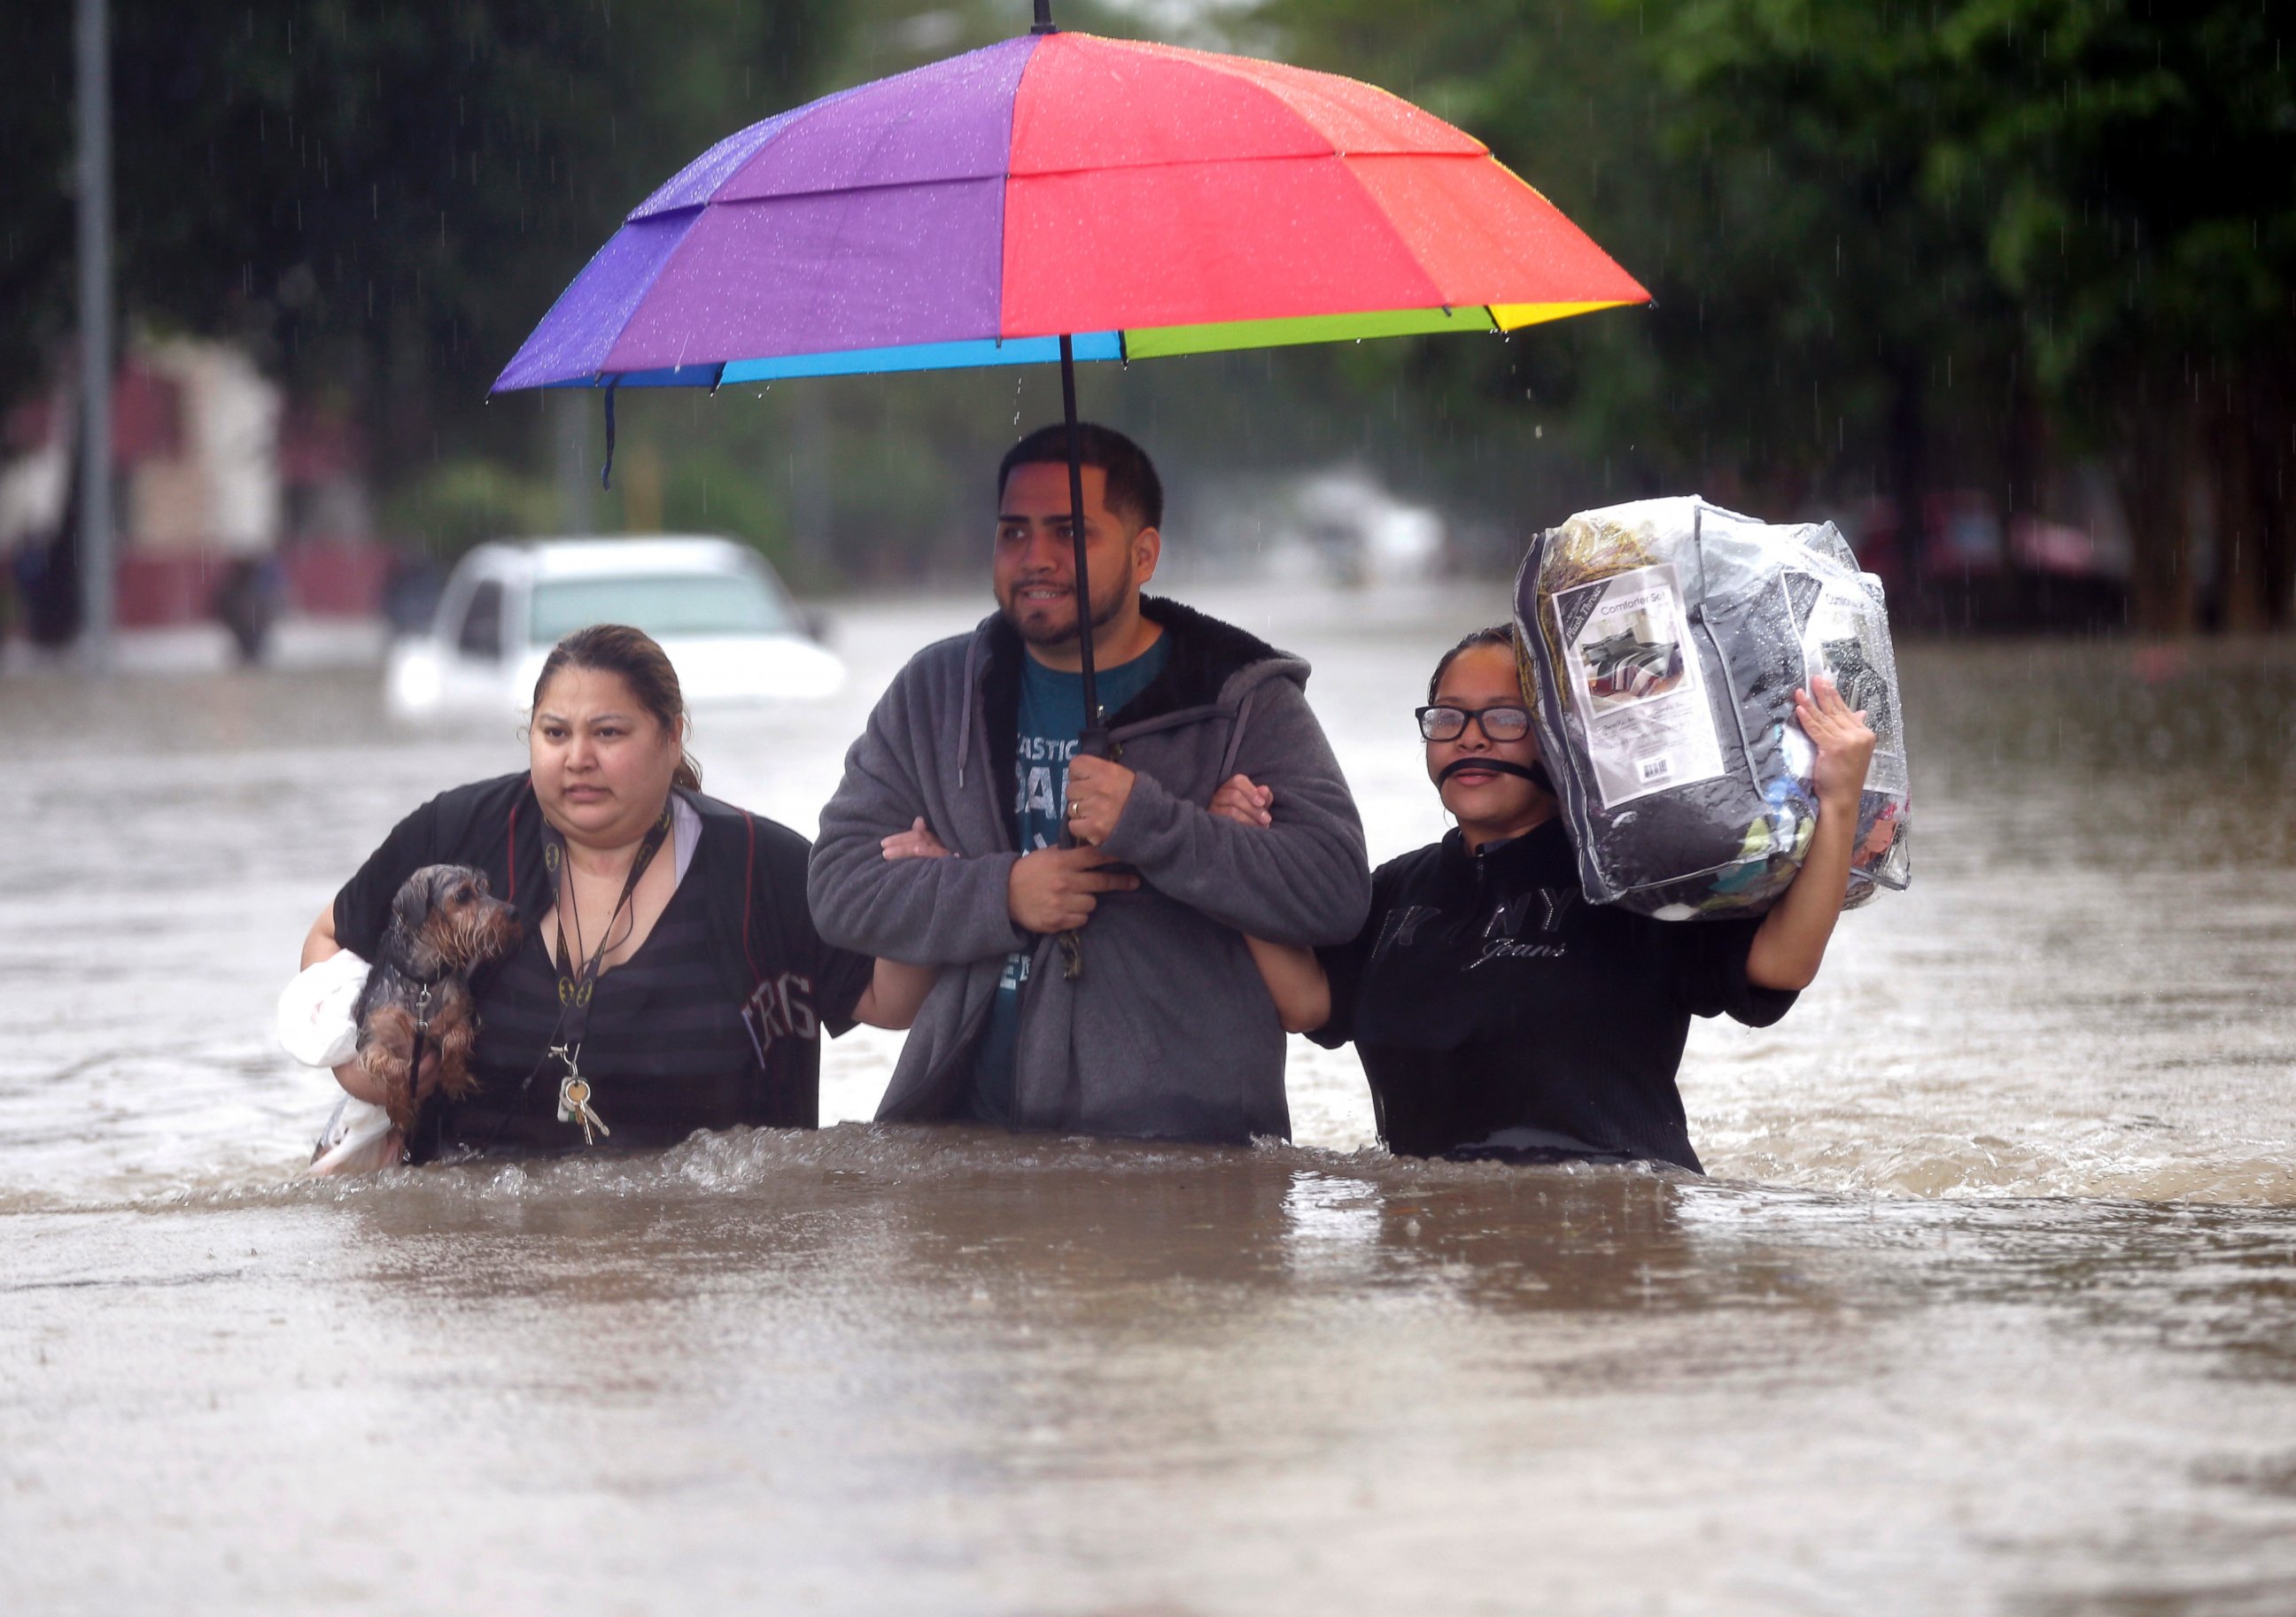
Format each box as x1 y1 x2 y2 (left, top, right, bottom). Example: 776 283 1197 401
1438 757 1547 786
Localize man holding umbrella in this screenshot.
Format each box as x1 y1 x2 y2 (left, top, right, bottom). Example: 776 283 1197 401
807 422 1369 1144
487 15 1650 1138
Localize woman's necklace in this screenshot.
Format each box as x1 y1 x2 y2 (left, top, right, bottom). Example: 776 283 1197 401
543 806 672 1145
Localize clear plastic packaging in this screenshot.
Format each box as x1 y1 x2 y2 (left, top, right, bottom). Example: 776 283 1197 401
1513 495 1912 918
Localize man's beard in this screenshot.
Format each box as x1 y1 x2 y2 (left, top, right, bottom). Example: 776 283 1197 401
1001 561 1135 648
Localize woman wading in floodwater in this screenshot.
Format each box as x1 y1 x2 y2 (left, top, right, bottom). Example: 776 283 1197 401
300 623 933 1161
1214 624 1876 1172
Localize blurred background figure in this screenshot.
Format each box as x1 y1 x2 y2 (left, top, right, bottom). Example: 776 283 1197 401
212 554 283 664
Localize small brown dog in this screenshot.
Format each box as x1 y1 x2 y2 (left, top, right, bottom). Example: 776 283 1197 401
352 864 521 1133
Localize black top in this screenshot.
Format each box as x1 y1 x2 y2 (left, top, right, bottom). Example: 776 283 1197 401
332 773 873 1158
1309 819 1797 1172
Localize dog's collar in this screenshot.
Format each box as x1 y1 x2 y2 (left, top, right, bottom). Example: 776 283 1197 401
380 931 455 990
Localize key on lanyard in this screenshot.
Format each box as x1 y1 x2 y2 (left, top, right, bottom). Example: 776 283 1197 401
551 1047 611 1146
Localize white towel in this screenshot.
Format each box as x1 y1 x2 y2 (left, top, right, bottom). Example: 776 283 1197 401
275 950 369 1069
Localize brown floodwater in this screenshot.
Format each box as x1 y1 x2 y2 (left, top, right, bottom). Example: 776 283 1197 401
4 586 2294 1614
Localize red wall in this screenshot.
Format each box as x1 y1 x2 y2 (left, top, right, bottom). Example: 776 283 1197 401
112 541 392 627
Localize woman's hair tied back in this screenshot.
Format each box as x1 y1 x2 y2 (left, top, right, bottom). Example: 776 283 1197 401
531 623 702 792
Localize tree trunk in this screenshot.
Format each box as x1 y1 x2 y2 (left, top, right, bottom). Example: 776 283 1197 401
2005 357 2044 620
2253 361 2295 631
2118 366 2199 637
1884 355 1928 614
2218 368 2272 634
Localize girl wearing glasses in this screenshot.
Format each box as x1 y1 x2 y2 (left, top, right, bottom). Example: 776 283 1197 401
1210 623 1874 1171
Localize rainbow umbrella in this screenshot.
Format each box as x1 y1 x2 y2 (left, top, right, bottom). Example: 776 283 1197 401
493 4 1647 724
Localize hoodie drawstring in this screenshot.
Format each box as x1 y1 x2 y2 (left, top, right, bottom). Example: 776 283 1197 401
1216 685 1260 785
957 630 981 791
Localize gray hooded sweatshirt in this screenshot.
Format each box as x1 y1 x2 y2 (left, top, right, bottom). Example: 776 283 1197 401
807 597 1371 1144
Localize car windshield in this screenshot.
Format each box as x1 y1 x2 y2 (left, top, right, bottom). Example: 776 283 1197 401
528 569 795 644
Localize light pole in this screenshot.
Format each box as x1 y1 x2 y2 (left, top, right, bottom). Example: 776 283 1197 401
76 0 115 670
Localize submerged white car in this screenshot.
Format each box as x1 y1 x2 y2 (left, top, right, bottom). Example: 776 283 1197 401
386 536 843 718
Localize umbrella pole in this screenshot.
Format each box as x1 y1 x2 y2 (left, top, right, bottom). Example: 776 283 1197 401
1055 332 1105 986
1058 334 1106 749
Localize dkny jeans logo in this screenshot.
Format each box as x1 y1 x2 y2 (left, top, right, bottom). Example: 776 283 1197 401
1483 887 1577 940
1371 904 1439 963
1470 887 1574 969
1484 892 1538 940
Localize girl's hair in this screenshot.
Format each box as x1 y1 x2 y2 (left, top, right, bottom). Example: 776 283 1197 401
1427 623 1521 703
531 623 702 792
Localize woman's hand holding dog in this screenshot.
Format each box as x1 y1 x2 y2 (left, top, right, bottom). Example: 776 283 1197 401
334 1043 443 1111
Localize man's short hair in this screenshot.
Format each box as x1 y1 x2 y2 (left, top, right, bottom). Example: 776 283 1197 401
999 422 1164 533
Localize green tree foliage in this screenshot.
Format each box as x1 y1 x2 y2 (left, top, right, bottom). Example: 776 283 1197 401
12 1 2288 627
3 1 842 488
3 0 1186 573
1917 0 2296 629
1262 0 2296 630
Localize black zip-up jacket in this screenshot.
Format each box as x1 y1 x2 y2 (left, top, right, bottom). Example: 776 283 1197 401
1310 819 1796 1171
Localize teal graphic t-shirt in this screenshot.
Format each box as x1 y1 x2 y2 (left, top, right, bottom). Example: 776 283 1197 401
967 637 1171 1123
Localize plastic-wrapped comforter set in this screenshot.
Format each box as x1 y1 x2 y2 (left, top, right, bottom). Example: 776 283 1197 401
1513 496 1912 919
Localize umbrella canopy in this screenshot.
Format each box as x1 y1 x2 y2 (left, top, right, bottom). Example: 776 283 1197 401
493 28 1648 393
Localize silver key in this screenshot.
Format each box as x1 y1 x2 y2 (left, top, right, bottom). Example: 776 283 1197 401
558 1075 609 1146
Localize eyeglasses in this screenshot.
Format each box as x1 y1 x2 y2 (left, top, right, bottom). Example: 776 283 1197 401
1416 704 1533 743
